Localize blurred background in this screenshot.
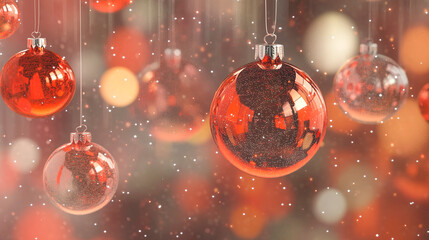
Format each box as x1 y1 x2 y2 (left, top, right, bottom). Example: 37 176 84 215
1 0 429 239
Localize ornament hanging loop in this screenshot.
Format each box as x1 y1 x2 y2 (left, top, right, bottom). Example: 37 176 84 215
32 0 41 38
264 0 278 45
31 31 41 39
75 124 88 133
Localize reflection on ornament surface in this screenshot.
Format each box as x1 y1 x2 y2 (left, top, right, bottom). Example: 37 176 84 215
418 83 429 122
137 49 211 142
43 131 118 215
0 39 75 118
334 42 408 124
0 0 19 39
211 48 327 178
91 0 131 13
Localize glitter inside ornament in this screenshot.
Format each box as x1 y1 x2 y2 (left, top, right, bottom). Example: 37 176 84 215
418 83 429 122
0 38 75 118
136 49 212 142
210 44 327 178
91 0 130 13
334 41 409 124
43 130 119 215
0 0 20 39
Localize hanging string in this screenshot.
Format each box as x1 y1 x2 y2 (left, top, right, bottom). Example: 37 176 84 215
76 0 87 133
31 0 41 38
264 0 278 44
368 0 372 40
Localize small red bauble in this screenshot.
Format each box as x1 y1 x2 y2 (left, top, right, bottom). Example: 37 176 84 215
0 38 75 118
210 44 327 178
418 83 429 122
0 0 20 39
91 0 130 13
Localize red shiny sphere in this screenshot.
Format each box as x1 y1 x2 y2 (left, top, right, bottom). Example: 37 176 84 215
418 83 429 122
91 0 131 13
0 46 75 118
210 58 327 178
104 27 150 73
0 0 20 39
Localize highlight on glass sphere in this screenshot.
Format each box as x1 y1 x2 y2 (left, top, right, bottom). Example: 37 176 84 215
91 0 131 13
136 48 212 142
210 44 327 178
0 38 75 118
418 83 429 122
333 41 409 124
43 129 119 215
0 0 20 39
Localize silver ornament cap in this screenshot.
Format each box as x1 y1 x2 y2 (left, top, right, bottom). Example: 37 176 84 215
27 37 47 49
70 131 92 144
255 44 284 61
360 41 377 55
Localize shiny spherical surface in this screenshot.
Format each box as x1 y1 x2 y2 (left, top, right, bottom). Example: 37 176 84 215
0 0 20 39
43 132 119 215
334 53 408 124
137 49 212 142
0 47 75 118
210 61 327 178
91 0 130 13
418 83 429 122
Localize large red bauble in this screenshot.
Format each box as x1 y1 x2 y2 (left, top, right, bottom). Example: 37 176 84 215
0 0 20 39
0 42 75 118
210 54 327 178
104 27 149 73
91 0 131 13
418 83 429 122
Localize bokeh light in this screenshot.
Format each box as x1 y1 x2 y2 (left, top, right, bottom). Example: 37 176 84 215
304 12 358 74
399 26 429 75
8 138 40 173
313 188 347 224
100 67 139 107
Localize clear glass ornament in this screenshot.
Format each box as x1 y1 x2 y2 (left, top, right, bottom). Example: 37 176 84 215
334 41 409 124
210 44 327 178
43 130 119 215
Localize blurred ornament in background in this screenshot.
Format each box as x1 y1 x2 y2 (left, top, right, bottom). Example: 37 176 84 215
393 155 429 202
0 37 75 117
304 12 358 74
378 100 429 157
43 129 119 215
334 41 408 124
9 137 40 173
418 83 429 122
0 0 19 39
137 48 212 142
325 91 361 134
230 204 267 239
313 188 347 224
173 175 211 214
399 26 429 75
91 0 131 13
105 27 150 73
100 67 139 107
211 43 327 178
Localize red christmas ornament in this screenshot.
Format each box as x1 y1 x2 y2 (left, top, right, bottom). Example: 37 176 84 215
0 38 75 118
43 128 119 215
136 48 212 142
418 83 429 122
91 0 131 13
0 0 20 39
210 43 327 178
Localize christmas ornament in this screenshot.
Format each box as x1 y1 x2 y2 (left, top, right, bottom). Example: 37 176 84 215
137 48 212 142
418 83 429 122
0 37 75 118
0 0 20 39
91 0 131 13
334 41 409 124
210 1 326 178
43 127 119 215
